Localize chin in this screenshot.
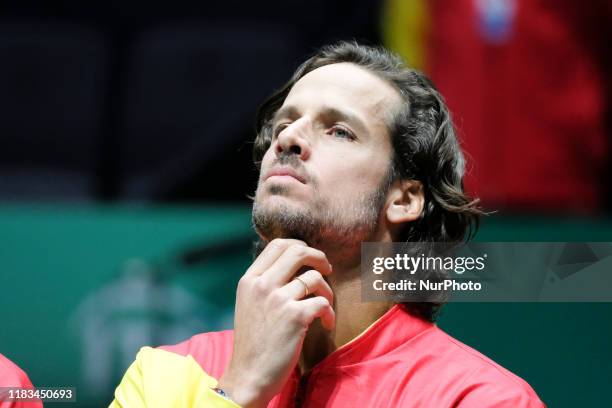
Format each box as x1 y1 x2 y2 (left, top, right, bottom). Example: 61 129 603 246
258 194 306 215
252 197 314 241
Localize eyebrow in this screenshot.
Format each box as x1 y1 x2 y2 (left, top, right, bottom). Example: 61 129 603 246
272 105 369 136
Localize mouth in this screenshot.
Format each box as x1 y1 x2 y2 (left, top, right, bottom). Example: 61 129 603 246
264 167 307 184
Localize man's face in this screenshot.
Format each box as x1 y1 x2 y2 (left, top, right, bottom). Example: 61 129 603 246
252 62 402 248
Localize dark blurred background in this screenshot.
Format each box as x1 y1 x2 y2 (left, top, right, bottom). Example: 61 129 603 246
0 0 383 203
0 0 610 407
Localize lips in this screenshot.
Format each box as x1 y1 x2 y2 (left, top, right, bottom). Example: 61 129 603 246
265 167 306 184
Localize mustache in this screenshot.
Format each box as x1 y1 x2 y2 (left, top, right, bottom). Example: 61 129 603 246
270 152 313 184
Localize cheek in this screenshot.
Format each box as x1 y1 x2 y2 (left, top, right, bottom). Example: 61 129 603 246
318 150 390 198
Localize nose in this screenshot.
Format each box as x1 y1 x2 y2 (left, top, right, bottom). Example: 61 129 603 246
274 119 311 161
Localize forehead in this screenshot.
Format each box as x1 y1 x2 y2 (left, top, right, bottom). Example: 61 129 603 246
283 62 402 126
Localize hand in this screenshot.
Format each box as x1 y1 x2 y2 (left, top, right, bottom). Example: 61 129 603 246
217 238 335 407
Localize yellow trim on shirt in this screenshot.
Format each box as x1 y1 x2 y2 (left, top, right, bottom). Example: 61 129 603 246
110 347 240 408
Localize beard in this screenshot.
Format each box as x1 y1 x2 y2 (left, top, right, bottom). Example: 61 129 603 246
252 162 394 257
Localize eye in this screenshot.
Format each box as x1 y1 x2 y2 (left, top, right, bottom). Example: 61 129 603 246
329 126 355 140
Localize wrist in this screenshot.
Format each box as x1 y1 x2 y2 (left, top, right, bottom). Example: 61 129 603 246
217 374 267 408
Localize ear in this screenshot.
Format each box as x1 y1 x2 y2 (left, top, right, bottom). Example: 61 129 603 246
385 180 424 224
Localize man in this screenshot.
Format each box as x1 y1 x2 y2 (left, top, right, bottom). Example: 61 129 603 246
111 42 545 407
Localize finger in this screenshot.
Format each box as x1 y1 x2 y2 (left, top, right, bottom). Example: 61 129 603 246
261 245 332 287
297 296 335 330
284 270 333 306
244 238 306 277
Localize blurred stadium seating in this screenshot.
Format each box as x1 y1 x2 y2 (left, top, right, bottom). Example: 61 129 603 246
118 23 299 199
0 22 109 201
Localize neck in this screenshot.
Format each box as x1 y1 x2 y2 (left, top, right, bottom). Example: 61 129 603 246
271 217 398 375
298 249 393 376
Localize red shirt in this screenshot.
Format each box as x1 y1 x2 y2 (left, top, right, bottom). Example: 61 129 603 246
0 353 42 408
161 304 545 407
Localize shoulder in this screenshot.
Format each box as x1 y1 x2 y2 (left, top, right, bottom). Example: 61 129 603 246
158 330 234 379
0 353 34 387
411 327 546 407
0 354 43 408
112 347 239 408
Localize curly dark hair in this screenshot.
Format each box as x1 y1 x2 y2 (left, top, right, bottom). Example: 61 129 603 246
253 41 483 322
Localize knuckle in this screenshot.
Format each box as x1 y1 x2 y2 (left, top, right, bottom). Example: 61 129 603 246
268 239 287 251
313 248 326 259
305 271 324 288
296 308 311 325
286 238 306 246
289 244 308 258
252 278 269 295
268 288 287 306
315 296 330 309
237 275 251 289
286 302 304 323
306 269 323 280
